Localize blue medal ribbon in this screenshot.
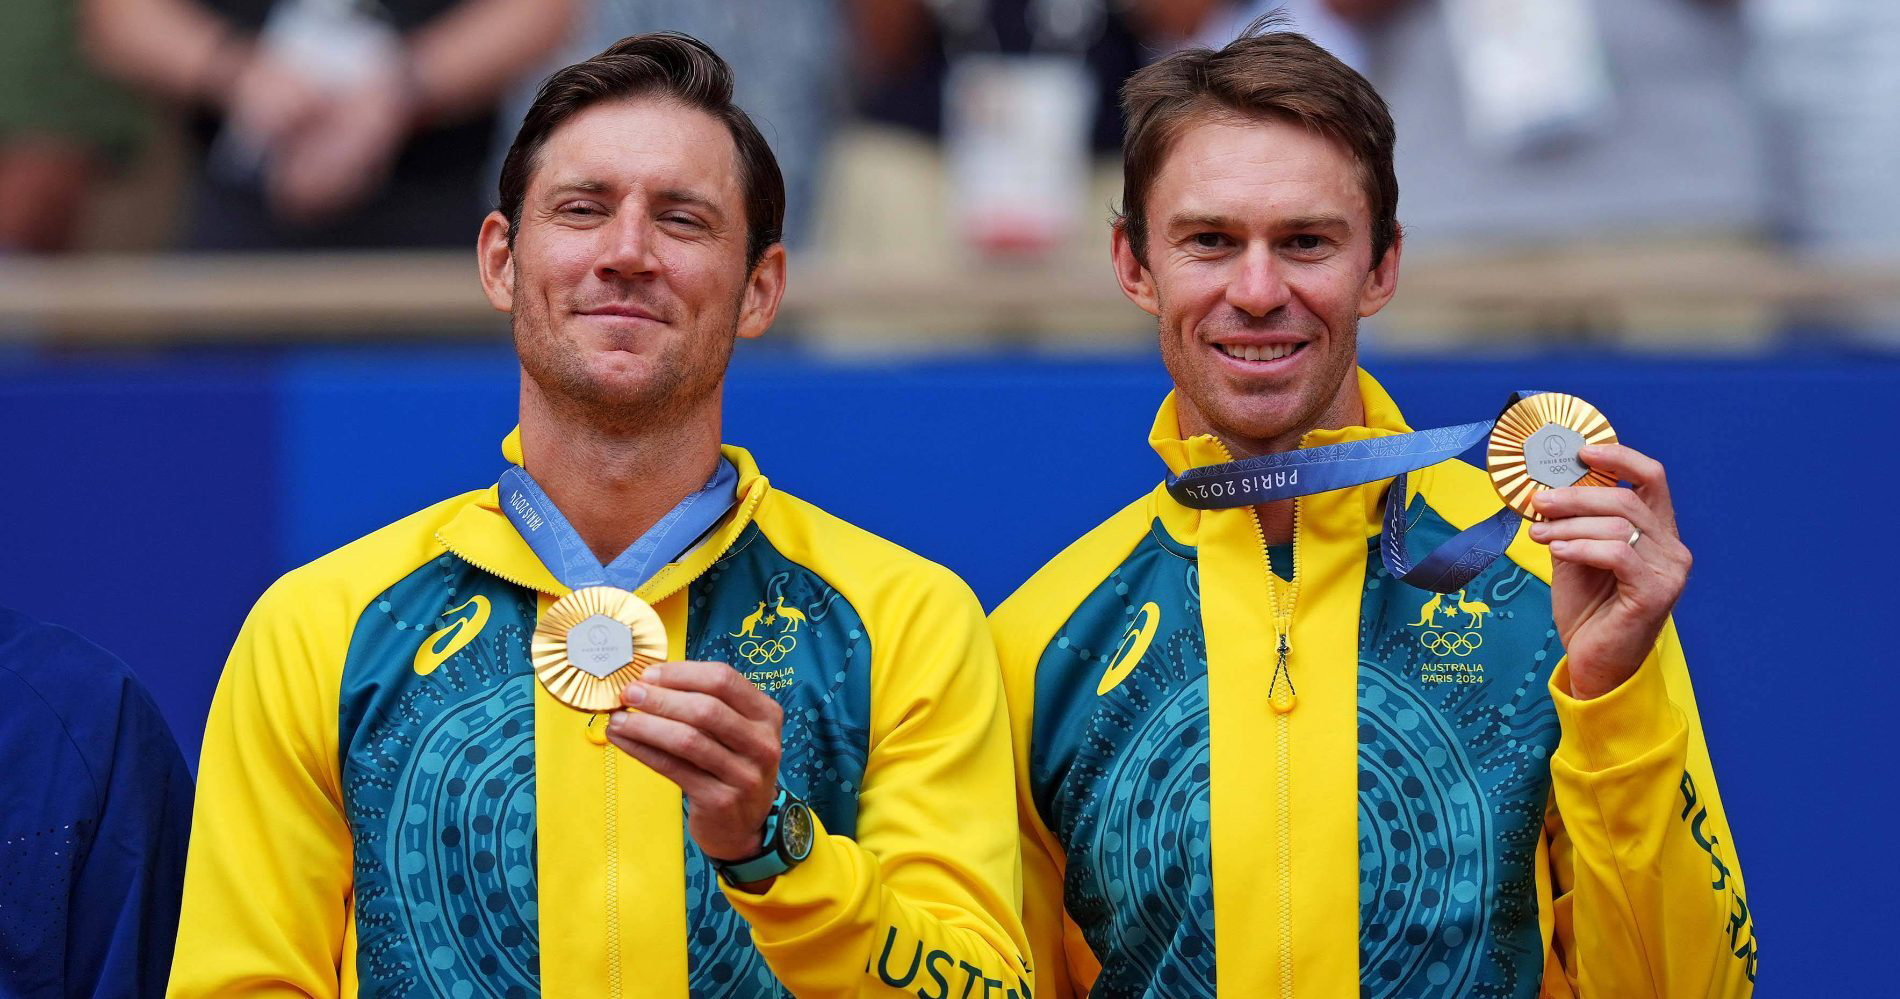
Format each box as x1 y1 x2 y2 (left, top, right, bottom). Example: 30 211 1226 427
499 458 739 592
1164 392 1548 593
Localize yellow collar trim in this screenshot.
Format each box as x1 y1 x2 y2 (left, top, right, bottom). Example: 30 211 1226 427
1147 368 1422 536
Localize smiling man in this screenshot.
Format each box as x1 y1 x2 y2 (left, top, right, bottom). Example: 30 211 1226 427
990 20 1755 999
170 34 1029 998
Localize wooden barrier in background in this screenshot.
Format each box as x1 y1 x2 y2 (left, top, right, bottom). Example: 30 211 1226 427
3 247 1897 350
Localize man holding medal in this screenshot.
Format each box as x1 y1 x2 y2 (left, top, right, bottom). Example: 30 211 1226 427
171 34 1030 998
990 19 1755 998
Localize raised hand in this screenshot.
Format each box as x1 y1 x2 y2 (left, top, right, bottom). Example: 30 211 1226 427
1529 443 1693 699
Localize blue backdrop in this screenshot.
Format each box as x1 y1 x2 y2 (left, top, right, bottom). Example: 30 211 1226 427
1 343 1885 993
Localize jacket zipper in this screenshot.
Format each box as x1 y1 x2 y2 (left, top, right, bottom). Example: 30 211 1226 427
432 481 766 992
1248 496 1302 998
1218 436 1304 999
604 746 623 999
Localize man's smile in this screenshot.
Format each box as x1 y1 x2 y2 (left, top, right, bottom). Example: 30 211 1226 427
576 302 665 323
1210 338 1309 369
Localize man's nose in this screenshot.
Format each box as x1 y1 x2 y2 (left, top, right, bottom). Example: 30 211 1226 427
1227 244 1292 318
595 213 659 280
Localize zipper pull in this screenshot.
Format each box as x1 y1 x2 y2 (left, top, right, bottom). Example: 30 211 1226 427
1269 631 1297 713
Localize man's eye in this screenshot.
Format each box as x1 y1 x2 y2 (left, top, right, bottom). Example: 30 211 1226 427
561 203 601 216
1290 234 1324 251
661 214 703 228
1191 233 1227 250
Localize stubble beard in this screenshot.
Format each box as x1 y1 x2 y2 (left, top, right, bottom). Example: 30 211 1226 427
1158 298 1359 455
513 299 739 438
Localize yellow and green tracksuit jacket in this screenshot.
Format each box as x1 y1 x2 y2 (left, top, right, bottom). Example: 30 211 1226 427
169 437 1032 999
991 370 1755 998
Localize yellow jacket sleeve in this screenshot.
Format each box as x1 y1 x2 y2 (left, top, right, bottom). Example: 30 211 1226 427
1544 618 1757 997
168 576 356 997
721 568 1033 999
1014 752 1100 998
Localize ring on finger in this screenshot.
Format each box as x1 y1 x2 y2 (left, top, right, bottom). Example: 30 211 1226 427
1627 527 1643 547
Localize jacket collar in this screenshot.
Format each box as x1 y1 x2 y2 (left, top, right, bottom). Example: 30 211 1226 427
436 428 769 601
1147 367 1421 536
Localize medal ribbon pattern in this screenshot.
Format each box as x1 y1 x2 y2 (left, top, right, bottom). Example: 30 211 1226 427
1164 392 1617 594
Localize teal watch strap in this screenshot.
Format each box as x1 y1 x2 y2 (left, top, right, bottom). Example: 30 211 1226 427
715 787 811 885
718 842 793 885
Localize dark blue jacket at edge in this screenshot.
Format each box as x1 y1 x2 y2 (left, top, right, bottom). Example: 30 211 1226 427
0 606 192 997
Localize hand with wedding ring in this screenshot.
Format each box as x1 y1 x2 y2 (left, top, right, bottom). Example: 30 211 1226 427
1528 443 1693 699
604 661 785 872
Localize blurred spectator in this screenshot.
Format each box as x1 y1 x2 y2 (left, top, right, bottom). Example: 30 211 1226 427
83 0 577 250
0 0 148 253
1341 0 1770 255
851 0 1219 160
1751 0 1900 262
0 605 193 996
533 1 847 247
818 0 1229 277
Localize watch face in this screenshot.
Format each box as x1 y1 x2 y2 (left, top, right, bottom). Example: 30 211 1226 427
780 802 815 862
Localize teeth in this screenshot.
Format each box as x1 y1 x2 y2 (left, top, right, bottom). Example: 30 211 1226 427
1218 343 1299 362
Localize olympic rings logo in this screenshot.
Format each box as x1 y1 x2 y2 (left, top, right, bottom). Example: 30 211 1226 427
1419 630 1483 656
738 636 797 665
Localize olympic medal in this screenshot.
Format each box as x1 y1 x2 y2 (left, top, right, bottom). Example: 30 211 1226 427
532 586 667 712
1487 393 1618 521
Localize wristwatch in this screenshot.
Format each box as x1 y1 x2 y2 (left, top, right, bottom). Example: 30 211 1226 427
714 786 816 886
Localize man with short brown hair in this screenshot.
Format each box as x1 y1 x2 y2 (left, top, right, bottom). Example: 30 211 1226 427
992 19 1754 997
172 33 1030 998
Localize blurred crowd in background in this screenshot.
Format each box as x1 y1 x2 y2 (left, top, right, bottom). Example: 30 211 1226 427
2 0 1896 347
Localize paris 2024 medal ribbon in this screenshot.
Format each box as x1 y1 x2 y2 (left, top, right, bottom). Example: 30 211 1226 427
1486 392 1618 520
532 586 668 712
1165 390 1621 592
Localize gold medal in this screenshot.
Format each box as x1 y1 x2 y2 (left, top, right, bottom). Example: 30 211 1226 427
531 586 667 712
1487 392 1618 521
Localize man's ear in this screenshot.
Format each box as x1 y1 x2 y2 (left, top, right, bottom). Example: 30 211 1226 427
736 243 787 340
1111 221 1160 317
477 211 516 314
1358 228 1402 318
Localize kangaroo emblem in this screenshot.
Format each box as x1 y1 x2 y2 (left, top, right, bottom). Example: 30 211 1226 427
772 598 807 634
1453 589 1492 629
730 601 770 638
1409 593 1444 628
